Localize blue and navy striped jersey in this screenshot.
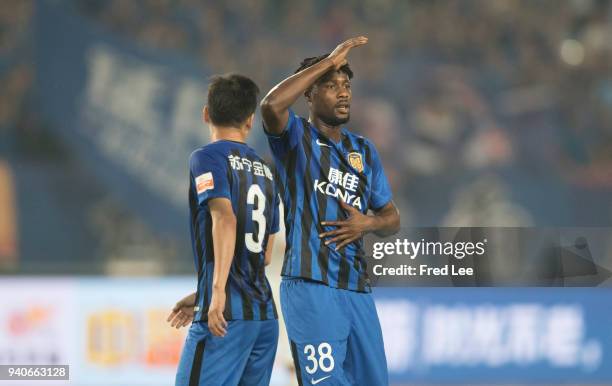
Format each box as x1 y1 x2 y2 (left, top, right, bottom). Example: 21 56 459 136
188 140 279 321
266 110 393 292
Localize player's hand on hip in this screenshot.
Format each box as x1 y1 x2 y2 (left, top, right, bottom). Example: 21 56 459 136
320 200 373 251
167 292 196 329
328 36 368 70
208 291 228 337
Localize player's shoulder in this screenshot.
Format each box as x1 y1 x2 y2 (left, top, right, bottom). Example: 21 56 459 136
343 129 377 151
190 145 215 160
189 142 228 166
190 141 242 160
289 110 309 129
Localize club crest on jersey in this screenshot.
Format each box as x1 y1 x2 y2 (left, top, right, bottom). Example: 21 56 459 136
195 172 214 194
348 152 364 173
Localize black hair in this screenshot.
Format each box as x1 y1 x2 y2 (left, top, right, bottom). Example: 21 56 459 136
294 53 354 80
207 74 260 127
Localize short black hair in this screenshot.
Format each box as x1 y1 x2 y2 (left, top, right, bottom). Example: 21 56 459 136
295 53 354 80
207 74 260 127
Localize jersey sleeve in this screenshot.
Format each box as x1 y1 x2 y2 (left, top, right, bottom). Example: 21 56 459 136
368 142 393 211
189 149 231 206
270 193 281 234
264 109 304 158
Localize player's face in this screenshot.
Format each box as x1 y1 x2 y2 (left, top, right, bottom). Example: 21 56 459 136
309 71 351 127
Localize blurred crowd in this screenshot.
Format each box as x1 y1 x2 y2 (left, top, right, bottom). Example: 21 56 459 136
1 0 612 272
0 0 32 146
71 0 612 226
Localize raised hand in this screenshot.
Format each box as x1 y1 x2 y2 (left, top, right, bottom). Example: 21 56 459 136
328 36 368 70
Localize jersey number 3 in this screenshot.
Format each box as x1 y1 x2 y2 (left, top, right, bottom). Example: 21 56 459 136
245 184 266 253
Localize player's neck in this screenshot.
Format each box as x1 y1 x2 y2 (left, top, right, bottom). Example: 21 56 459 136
210 127 248 144
309 116 343 143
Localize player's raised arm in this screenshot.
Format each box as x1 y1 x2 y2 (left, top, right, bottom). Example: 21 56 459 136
260 36 368 134
208 197 237 337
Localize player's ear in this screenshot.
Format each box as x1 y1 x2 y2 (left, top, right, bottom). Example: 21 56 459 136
203 105 210 124
304 86 312 103
245 113 255 130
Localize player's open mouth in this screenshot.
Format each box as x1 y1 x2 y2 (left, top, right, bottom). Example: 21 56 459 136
335 104 350 114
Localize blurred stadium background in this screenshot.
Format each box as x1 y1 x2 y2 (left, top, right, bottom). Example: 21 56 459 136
1 0 612 385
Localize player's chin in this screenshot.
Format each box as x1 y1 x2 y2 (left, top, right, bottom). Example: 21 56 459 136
321 112 350 126
333 111 350 124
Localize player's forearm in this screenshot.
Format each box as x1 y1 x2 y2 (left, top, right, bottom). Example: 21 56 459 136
367 203 400 237
260 57 335 133
211 213 237 292
264 233 276 266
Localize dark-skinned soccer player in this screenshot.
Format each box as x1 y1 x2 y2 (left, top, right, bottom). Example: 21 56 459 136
260 36 400 386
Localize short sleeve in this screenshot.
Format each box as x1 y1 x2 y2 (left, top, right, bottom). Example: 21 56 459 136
270 193 281 234
368 142 393 211
190 149 231 206
264 109 304 158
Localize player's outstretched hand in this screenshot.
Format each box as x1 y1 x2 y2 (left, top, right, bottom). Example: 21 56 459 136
319 201 372 250
167 292 196 329
208 291 228 337
328 36 368 70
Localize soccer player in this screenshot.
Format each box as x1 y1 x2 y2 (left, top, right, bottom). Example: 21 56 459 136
260 36 400 385
170 74 281 386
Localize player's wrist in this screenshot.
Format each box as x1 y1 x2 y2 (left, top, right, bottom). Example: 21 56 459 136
320 56 337 70
363 215 378 234
185 292 196 303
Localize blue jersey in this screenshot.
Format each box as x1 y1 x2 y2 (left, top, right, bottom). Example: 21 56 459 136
266 110 393 292
188 140 279 321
